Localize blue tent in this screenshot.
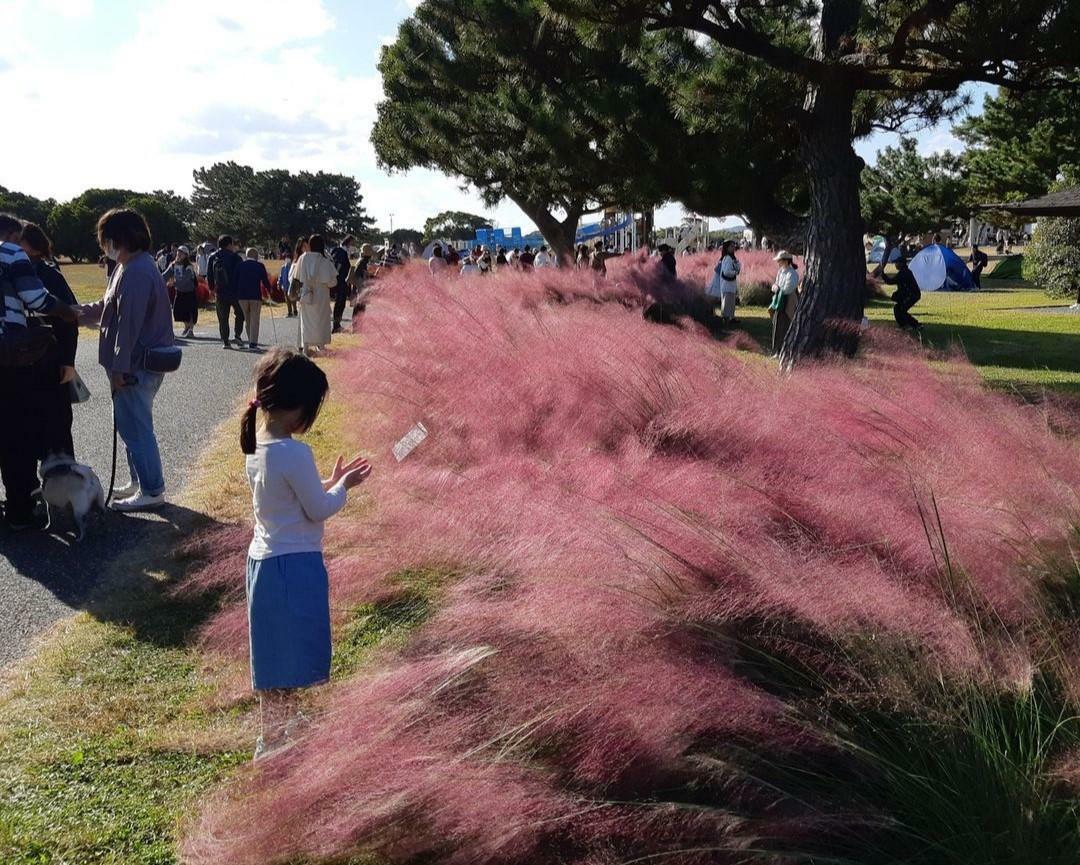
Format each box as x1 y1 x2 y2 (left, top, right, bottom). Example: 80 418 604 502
909 244 975 292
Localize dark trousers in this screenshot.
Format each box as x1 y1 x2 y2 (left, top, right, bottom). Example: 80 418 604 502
771 307 793 355
894 290 921 329
30 384 74 459
0 368 40 521
332 285 349 330
216 297 245 344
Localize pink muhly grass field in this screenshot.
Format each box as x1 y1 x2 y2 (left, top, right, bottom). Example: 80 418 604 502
181 260 1080 865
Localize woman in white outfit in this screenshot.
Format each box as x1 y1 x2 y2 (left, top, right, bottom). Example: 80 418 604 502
706 240 741 324
295 234 337 356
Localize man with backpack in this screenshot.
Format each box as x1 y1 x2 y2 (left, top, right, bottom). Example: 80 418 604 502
206 234 244 349
0 212 79 529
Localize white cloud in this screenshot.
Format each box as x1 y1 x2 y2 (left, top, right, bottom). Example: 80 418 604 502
0 0 536 233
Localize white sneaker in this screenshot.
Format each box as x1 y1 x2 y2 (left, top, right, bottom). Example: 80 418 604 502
111 483 138 500
110 492 166 512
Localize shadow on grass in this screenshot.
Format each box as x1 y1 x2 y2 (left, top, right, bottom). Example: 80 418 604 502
0 503 233 655
919 322 1080 377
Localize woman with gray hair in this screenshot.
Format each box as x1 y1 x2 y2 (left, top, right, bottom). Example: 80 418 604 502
234 247 273 350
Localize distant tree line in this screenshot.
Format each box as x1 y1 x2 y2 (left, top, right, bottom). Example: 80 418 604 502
0 163 378 262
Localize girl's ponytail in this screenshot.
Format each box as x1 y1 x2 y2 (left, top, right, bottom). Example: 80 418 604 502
241 399 260 455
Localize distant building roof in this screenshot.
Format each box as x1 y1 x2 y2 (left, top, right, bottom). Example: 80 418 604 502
980 186 1080 217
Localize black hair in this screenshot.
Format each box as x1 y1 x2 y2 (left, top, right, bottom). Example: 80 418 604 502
20 222 53 258
0 212 23 237
241 348 329 455
342 235 356 247
218 234 234 249
98 208 152 253
308 234 326 255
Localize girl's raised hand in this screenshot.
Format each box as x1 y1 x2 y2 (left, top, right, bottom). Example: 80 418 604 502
329 454 368 487
342 460 372 490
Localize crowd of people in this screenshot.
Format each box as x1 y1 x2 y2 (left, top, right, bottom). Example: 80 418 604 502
1 208 175 522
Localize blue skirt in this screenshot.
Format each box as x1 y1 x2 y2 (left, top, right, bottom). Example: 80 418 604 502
246 552 332 691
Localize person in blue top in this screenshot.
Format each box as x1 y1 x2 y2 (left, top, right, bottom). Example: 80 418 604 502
235 248 273 350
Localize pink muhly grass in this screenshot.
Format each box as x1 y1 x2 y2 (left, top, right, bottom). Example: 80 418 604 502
181 260 1080 865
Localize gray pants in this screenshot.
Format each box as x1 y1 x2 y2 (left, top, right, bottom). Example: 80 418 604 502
238 300 262 345
720 292 737 320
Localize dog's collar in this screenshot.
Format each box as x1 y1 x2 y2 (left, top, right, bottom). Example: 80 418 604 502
41 463 78 481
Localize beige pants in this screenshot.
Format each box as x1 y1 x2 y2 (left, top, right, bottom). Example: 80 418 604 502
238 300 262 345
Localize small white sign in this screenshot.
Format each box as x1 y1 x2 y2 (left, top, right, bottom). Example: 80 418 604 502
393 422 429 462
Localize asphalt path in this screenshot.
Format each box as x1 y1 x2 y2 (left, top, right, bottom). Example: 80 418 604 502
0 304 310 668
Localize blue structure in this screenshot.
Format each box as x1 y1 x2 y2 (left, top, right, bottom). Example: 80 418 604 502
473 215 636 251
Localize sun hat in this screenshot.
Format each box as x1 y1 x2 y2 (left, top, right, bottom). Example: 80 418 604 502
177 245 191 254
774 250 794 262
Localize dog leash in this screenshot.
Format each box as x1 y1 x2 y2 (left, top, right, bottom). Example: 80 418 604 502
106 391 119 506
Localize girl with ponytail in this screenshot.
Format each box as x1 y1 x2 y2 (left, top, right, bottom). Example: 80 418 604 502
241 347 371 760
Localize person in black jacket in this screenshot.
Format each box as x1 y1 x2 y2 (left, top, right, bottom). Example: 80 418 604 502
207 234 245 348
20 222 78 461
658 244 677 278
330 235 354 334
968 244 988 289
884 257 922 330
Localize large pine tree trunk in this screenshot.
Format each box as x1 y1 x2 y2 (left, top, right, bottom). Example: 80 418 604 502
780 0 868 364
780 80 867 363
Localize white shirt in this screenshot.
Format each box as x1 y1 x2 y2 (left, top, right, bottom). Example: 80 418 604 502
460 262 480 277
534 251 552 268
429 256 448 275
246 437 347 560
772 266 799 296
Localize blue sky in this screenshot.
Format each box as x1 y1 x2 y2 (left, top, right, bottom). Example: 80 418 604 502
0 0 990 232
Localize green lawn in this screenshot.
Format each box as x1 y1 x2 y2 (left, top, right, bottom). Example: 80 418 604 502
736 279 1079 393
61 263 110 304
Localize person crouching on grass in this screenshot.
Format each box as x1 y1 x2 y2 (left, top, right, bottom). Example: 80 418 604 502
240 348 371 761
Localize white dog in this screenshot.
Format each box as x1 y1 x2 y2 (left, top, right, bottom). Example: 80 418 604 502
38 453 106 541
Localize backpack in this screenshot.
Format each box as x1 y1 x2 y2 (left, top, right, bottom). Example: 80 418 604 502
0 261 56 367
212 253 231 295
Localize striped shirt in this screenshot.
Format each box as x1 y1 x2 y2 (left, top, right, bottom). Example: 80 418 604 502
1 240 59 335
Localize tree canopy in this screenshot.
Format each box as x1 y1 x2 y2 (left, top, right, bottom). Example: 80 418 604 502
191 162 373 245
44 187 191 262
0 186 56 228
861 137 967 240
373 0 811 256
956 77 1080 205
548 0 1080 360
423 211 492 242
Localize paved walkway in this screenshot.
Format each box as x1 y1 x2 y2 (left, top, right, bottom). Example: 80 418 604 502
0 307 316 668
